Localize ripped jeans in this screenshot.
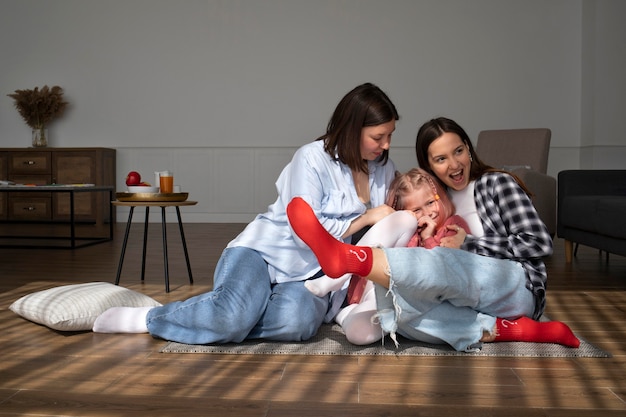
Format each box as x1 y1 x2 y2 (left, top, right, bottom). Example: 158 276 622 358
375 246 535 352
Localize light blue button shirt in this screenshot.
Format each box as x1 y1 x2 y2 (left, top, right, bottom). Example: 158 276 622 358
228 140 397 283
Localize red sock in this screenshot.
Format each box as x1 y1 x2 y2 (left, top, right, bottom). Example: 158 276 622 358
494 317 580 348
286 197 373 278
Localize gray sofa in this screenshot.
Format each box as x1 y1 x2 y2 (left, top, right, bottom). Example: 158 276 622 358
557 170 626 262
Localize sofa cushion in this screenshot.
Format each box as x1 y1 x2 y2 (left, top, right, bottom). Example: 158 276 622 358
596 197 626 239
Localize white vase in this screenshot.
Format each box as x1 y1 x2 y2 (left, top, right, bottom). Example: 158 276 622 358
32 127 48 147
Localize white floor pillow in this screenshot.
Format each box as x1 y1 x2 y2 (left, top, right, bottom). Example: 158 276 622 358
9 282 162 331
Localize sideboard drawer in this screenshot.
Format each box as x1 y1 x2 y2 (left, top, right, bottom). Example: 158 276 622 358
7 174 52 185
8 197 52 221
9 152 51 175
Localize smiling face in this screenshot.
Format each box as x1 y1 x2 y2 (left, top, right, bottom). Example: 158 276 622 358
400 184 441 223
360 120 395 161
426 132 472 191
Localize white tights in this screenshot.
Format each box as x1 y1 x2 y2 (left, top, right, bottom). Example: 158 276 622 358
334 281 381 345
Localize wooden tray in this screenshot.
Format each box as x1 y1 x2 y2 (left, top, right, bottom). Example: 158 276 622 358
115 192 189 202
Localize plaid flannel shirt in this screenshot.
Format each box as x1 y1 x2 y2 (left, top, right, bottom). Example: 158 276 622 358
460 172 553 319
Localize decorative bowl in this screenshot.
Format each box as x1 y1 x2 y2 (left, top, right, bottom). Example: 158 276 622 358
127 185 159 193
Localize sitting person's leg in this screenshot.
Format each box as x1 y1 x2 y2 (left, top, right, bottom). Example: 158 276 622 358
287 197 376 279
247 280 329 341
95 247 273 344
305 211 417 297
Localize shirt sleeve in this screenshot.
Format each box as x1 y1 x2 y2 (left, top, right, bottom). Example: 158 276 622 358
462 173 553 260
276 143 362 240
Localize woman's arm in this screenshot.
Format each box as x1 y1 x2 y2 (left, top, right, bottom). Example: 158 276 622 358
282 142 395 241
463 173 552 259
341 204 396 239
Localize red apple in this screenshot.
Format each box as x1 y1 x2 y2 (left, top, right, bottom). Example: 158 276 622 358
126 171 141 186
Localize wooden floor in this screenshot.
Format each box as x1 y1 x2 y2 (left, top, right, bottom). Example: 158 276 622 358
0 223 624 416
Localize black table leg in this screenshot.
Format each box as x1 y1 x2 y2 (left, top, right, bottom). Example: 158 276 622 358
115 206 135 286
161 206 170 292
140 207 150 282
176 206 194 284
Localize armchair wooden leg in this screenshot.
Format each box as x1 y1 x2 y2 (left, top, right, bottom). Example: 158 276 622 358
564 240 573 263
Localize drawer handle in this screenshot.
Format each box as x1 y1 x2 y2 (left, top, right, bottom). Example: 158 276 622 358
23 206 36 211
24 160 37 165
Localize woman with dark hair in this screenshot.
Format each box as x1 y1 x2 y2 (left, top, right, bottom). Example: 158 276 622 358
93 83 400 345
286 117 579 352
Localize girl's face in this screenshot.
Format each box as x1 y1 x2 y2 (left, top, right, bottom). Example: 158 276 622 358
427 132 472 191
360 120 395 161
401 184 440 223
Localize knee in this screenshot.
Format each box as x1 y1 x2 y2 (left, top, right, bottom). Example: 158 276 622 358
388 210 418 229
342 310 382 345
272 283 328 341
281 313 320 341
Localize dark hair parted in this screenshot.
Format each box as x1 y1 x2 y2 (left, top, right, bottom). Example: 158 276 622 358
415 117 532 195
318 83 398 174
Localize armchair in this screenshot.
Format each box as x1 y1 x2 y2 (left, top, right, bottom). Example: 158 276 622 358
476 128 556 236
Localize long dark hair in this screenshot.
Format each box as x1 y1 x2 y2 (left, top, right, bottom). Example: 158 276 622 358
415 117 531 195
318 83 399 174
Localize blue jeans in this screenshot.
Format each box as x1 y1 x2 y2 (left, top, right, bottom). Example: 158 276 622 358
375 247 535 352
146 247 329 344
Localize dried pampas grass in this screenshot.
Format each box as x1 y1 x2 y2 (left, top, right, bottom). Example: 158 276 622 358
8 85 68 129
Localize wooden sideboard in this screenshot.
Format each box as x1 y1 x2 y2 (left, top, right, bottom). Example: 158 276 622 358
0 147 116 247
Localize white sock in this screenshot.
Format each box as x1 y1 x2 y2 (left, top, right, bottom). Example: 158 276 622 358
92 306 153 333
304 274 351 297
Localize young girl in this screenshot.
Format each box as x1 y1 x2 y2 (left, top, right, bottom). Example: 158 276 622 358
305 168 470 345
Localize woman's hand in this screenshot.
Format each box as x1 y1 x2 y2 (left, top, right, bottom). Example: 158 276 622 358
342 204 396 239
366 204 396 225
440 225 466 249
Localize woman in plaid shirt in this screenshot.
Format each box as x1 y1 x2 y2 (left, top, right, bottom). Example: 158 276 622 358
286 117 579 352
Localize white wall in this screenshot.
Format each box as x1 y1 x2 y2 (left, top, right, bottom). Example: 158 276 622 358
1 0 624 222
578 0 626 169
